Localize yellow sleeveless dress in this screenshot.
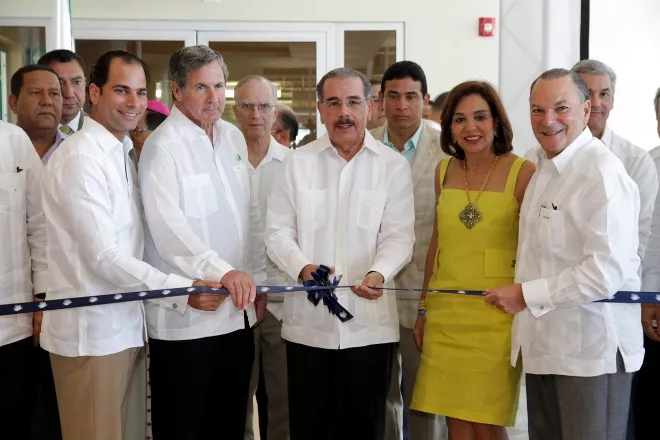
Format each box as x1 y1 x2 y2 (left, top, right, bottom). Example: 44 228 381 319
410 157 523 426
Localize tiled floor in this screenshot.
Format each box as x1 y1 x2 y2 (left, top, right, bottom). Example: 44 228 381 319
507 378 529 440
249 389 531 440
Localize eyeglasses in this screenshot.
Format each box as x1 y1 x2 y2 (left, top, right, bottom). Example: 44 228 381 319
319 99 368 111
236 102 276 114
129 127 149 136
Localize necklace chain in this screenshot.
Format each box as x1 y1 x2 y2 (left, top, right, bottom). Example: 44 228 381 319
462 155 499 206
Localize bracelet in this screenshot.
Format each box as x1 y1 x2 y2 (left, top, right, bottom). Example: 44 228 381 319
417 308 427 316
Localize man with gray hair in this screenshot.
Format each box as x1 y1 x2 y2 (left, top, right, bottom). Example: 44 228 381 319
232 75 291 440
486 68 643 440
139 45 264 440
571 60 657 265
266 67 415 439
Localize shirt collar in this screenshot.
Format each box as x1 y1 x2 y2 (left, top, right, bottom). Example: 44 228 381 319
316 130 382 157
546 127 594 174
601 125 613 148
54 127 68 146
67 111 82 132
250 137 290 170
383 122 424 152
268 136 290 162
82 117 131 153
170 104 226 143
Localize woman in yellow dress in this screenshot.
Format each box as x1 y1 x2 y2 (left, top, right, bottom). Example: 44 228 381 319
410 81 535 440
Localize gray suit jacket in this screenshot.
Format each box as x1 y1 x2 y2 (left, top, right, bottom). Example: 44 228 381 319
371 120 445 328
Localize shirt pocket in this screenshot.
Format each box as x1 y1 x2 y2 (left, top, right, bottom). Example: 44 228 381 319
484 249 517 279
181 174 219 219
297 189 326 231
0 172 26 287
356 190 387 232
349 281 392 327
289 291 319 328
232 163 250 204
0 172 26 215
538 208 566 251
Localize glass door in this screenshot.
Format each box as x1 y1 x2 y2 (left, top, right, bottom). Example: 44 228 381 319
198 29 329 139
73 28 196 108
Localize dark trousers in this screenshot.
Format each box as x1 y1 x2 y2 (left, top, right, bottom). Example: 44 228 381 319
633 335 660 440
0 337 33 440
287 341 395 440
149 322 254 440
30 346 62 440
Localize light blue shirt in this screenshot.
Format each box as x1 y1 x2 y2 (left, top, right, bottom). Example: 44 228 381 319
383 123 424 165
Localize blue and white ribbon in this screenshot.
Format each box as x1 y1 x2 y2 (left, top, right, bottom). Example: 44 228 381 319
1 286 659 317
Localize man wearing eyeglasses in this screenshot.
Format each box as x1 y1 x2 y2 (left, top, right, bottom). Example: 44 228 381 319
266 67 415 440
138 46 265 440
233 75 292 440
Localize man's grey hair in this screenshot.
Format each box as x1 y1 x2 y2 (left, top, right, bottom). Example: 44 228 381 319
655 87 660 118
571 59 617 92
234 75 278 105
169 45 229 88
316 68 371 101
530 68 590 103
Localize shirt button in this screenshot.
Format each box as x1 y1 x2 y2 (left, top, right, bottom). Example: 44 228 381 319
173 304 178 309
539 305 544 310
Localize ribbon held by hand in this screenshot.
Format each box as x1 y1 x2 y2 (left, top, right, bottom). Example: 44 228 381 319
303 265 353 322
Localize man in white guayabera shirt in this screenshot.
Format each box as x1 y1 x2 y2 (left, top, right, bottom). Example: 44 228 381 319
571 59 657 267
232 75 292 440
40 50 219 440
485 68 642 440
267 67 415 440
634 86 660 438
0 121 47 439
139 45 264 440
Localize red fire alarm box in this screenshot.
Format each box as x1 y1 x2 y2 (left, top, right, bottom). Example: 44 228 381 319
479 17 496 37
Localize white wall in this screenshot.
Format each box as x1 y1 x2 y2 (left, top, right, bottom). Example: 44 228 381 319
1 0 501 97
590 0 660 150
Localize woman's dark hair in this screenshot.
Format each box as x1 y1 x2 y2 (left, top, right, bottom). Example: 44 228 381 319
146 109 167 130
440 81 513 160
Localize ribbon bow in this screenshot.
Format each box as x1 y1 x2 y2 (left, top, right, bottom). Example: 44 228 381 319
303 265 353 322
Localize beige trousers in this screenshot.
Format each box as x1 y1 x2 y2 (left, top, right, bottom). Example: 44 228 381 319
244 309 290 440
50 347 140 440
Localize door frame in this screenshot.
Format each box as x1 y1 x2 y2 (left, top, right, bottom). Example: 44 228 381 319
69 19 404 136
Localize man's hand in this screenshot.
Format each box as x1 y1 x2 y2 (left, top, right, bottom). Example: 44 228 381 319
254 294 268 325
484 283 527 314
642 304 660 342
188 280 225 311
413 315 426 352
299 264 335 282
221 270 256 311
351 271 385 300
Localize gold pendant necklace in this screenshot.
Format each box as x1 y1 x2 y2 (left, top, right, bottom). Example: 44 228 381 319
459 155 499 229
